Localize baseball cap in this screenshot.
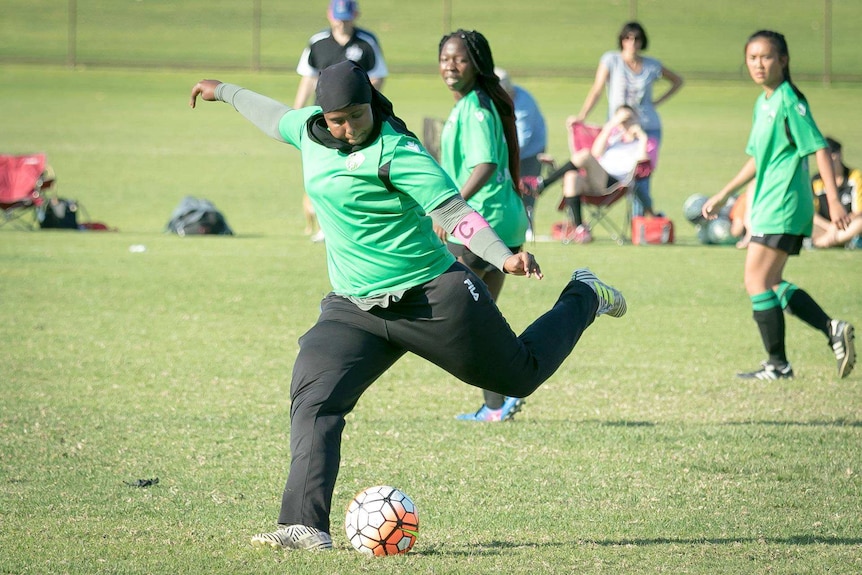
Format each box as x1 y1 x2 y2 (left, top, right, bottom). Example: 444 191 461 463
329 0 358 21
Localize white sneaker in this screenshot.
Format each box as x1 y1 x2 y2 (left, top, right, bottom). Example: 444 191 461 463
572 268 626 318
251 524 332 551
829 319 856 378
310 230 325 243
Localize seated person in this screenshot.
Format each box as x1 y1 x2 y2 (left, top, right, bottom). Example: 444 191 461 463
561 106 653 242
521 106 656 243
811 137 862 248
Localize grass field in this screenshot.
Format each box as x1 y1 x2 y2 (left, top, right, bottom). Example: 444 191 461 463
2 50 862 575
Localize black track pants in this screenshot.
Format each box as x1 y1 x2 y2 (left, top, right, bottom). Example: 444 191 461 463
278 263 598 531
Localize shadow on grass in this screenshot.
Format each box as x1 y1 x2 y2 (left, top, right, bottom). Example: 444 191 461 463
416 535 862 556
553 419 862 428
723 419 862 427
585 535 862 546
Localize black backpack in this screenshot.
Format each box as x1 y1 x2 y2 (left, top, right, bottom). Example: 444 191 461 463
165 196 233 236
39 197 79 229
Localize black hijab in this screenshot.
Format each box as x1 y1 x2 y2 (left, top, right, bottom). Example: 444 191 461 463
309 61 416 153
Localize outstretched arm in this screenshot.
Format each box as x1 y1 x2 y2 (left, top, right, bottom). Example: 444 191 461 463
189 79 220 107
190 80 292 141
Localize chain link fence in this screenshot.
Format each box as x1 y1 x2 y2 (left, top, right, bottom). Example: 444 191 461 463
2 0 859 82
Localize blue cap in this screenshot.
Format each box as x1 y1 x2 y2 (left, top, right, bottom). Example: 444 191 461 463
329 0 358 21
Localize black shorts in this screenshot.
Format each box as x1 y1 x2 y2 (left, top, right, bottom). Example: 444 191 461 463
749 233 805 255
447 242 522 273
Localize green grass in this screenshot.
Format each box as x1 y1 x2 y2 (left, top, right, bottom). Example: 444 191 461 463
2 60 862 574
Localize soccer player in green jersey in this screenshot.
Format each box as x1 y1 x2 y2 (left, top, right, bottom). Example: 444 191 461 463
189 61 627 551
437 29 532 422
702 30 855 380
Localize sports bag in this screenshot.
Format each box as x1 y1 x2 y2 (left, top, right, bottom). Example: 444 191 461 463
165 196 233 236
39 197 79 229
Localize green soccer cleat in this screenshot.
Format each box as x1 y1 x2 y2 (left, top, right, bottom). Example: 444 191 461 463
829 319 856 378
572 268 627 318
251 524 332 551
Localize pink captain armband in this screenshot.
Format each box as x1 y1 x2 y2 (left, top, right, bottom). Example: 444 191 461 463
451 211 491 246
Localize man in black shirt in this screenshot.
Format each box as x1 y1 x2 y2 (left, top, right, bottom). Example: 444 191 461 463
293 0 388 109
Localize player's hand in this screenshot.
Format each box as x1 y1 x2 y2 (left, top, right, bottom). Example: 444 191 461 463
189 79 222 108
433 223 448 243
504 252 542 279
827 197 851 230
702 194 726 220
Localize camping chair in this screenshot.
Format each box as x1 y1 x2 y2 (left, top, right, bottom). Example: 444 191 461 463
0 153 55 230
555 122 655 245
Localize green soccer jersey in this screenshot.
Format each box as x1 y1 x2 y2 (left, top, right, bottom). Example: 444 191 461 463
439 90 529 247
745 81 825 236
279 107 457 298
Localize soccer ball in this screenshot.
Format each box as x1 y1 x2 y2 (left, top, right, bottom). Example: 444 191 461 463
707 217 736 245
345 485 419 556
683 194 708 224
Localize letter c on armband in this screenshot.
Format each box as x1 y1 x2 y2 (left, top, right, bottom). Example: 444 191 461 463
452 211 490 245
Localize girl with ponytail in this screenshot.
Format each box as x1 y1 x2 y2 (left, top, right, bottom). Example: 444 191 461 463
702 30 856 380
438 29 531 422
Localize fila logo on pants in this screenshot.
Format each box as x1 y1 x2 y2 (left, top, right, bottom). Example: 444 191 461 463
463 278 479 302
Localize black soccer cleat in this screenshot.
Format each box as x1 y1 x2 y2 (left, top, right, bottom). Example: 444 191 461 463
737 361 794 380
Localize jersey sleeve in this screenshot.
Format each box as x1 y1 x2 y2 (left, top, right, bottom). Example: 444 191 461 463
458 99 497 169
296 46 317 77
387 137 461 212
278 107 319 149
783 92 826 157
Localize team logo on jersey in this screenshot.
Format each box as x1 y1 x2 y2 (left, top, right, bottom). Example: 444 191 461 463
345 152 366 171
404 141 423 154
345 45 364 62
796 103 807 116
474 110 485 122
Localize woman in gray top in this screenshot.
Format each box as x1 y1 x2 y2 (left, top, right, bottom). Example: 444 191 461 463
573 21 683 217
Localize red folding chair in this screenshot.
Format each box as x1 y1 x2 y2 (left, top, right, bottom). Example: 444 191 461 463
555 122 655 245
0 153 55 230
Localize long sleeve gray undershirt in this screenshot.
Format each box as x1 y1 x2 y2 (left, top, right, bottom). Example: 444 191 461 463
215 82 290 141
213 82 514 283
